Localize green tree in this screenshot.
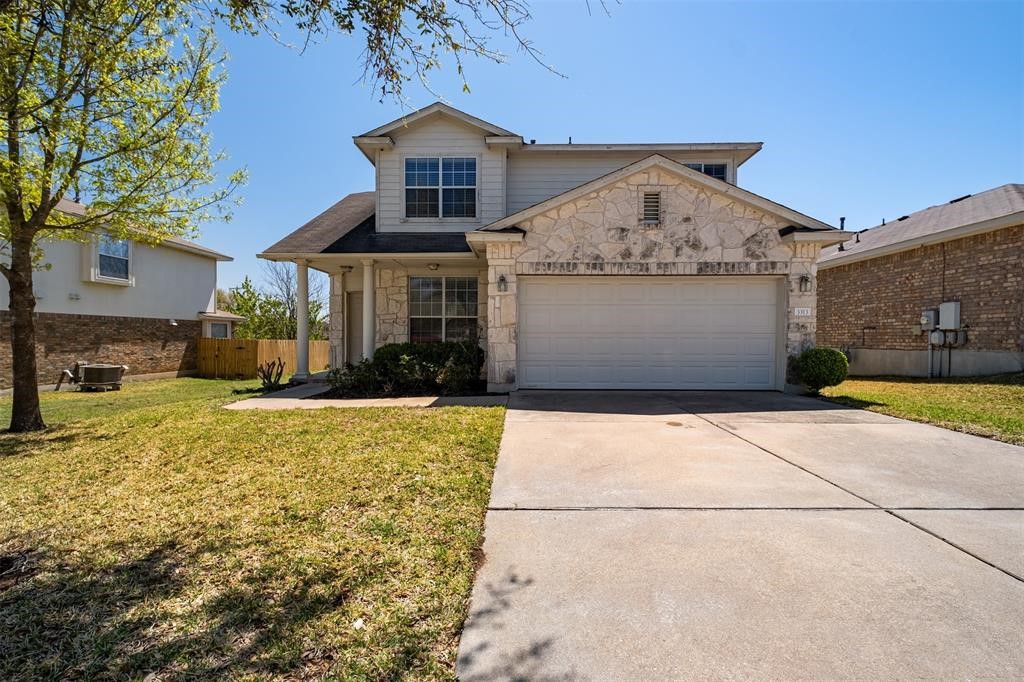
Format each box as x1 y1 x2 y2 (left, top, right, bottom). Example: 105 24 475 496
222 0 566 98
1 1 242 431
227 276 326 340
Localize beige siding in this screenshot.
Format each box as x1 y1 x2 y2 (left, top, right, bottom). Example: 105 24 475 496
376 116 506 233
0 237 217 320
506 151 737 214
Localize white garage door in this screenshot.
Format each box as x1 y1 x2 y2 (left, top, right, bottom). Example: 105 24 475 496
518 277 779 390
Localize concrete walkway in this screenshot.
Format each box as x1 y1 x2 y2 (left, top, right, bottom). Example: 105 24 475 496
224 382 507 410
457 391 1024 680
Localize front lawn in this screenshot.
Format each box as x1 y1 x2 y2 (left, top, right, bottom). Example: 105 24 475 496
822 373 1024 445
0 379 505 679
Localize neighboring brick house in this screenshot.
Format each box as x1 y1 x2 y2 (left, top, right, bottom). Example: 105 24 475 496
261 102 849 391
0 199 242 389
818 184 1024 377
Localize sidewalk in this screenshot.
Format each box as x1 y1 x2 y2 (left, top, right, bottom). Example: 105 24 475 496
225 383 508 410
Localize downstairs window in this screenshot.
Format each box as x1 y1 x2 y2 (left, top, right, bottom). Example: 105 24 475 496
409 276 479 342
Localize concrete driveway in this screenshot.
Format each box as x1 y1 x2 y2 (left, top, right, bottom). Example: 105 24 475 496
456 391 1024 681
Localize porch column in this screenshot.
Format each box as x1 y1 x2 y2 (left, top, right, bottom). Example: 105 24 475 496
328 268 348 368
294 260 310 380
361 259 375 360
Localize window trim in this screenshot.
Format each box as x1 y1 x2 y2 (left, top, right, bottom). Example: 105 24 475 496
683 161 730 183
85 234 135 286
208 322 230 338
408 275 479 342
401 154 482 222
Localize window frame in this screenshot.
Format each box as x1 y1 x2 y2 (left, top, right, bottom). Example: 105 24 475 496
87 234 134 286
209 322 229 338
402 155 480 221
408 275 480 343
683 162 730 183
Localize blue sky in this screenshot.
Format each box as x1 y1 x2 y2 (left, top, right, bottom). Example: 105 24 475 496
203 0 1024 290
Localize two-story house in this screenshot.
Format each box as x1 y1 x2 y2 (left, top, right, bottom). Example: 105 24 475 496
1 198 242 389
260 102 849 391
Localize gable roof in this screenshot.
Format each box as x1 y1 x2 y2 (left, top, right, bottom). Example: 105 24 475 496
54 198 232 261
511 142 764 166
260 191 376 255
478 154 835 233
819 183 1024 268
358 101 517 138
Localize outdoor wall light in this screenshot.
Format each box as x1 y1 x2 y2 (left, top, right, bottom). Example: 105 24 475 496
799 275 812 293
497 275 508 292
169 319 178 326
427 263 440 271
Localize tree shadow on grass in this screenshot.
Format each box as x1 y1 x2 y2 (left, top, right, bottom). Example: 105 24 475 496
0 535 454 680
821 395 886 411
0 426 93 458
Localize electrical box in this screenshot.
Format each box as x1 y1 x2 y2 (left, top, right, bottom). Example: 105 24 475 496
929 329 946 345
920 309 938 331
938 301 960 330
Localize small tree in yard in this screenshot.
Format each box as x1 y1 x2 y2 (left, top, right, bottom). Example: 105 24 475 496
1 1 242 431
227 276 326 340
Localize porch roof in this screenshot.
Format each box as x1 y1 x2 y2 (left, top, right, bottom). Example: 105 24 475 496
261 191 375 255
321 217 472 254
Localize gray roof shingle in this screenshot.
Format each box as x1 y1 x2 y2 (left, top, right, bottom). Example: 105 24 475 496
820 184 1024 265
322 217 471 253
55 197 231 260
262 191 375 254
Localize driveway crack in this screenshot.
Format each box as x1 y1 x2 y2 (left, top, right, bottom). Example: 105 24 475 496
673 398 1024 585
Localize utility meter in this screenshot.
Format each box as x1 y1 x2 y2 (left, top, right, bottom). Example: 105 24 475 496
920 309 938 331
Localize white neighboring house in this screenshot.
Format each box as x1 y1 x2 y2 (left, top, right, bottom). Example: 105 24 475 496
0 199 241 388
261 102 850 391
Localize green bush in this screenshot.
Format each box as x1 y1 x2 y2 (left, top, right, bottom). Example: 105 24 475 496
795 347 849 394
328 342 484 396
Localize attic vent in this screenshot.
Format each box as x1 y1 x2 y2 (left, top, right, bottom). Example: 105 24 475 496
897 215 910 221
949 194 972 204
642 192 661 224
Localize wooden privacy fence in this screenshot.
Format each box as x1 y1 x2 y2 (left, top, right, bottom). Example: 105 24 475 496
197 338 330 379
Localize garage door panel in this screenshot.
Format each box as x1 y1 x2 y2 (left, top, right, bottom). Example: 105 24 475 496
519 277 779 390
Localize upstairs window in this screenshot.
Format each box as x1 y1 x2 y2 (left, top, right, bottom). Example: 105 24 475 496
684 163 728 182
405 157 477 218
409 276 478 342
98 235 130 280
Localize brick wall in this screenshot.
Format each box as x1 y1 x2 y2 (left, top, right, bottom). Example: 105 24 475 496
818 224 1024 352
0 312 201 389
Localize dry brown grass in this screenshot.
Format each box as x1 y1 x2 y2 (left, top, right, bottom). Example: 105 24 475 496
0 379 504 680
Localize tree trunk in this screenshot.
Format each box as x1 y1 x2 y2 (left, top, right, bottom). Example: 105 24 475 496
6 234 45 432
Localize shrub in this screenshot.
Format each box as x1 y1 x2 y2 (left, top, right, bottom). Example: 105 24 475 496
327 342 484 396
255 357 286 390
795 347 849 394
327 360 380 396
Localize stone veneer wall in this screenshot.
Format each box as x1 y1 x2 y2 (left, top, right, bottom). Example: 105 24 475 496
484 167 822 388
367 267 489 350
376 267 409 346
0 311 200 389
328 272 346 367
